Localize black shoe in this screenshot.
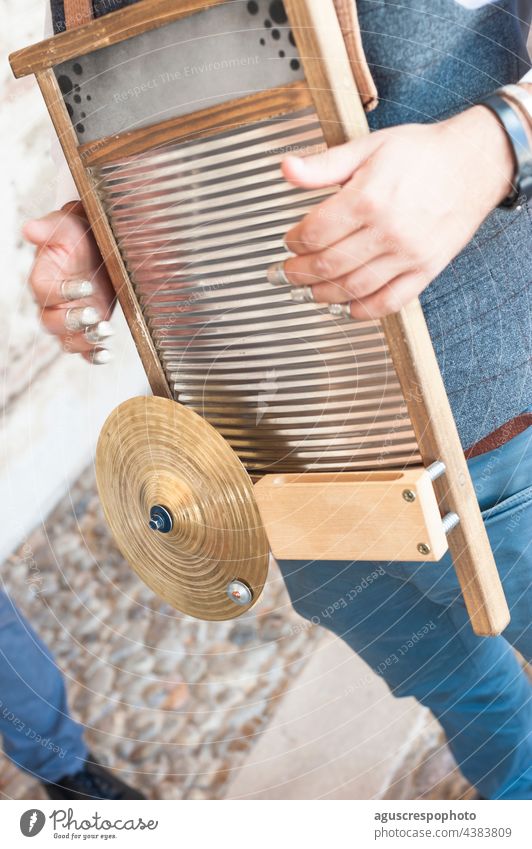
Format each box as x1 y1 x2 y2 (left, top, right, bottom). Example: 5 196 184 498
42 753 145 800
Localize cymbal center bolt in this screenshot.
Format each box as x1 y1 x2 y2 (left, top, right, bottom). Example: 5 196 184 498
148 505 173 534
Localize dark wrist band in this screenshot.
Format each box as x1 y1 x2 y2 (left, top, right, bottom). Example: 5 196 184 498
478 93 532 208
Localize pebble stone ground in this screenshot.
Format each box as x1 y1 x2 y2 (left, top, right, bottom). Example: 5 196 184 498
0 468 529 800
0 468 323 800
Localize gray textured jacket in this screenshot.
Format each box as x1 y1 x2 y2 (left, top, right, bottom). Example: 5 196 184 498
359 0 532 448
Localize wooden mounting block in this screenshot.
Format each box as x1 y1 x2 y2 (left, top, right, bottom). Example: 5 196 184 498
254 468 449 563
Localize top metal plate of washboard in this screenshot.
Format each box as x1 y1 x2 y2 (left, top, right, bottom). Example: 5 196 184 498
54 0 304 144
92 106 420 475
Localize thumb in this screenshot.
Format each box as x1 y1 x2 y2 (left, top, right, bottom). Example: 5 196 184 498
281 135 375 189
22 208 85 249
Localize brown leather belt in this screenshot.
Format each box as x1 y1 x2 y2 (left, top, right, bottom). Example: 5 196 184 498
465 413 532 459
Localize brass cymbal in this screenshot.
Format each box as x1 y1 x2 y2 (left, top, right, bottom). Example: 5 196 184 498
95 396 270 620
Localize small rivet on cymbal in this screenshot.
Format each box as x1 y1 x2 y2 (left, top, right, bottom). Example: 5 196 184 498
227 580 253 606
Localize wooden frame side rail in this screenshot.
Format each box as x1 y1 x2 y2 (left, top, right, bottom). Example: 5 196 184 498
36 68 172 399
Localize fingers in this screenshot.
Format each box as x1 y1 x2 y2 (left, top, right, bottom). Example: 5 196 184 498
284 188 364 255
61 333 106 356
282 137 380 255
282 229 393 287
38 278 96 308
281 136 374 190
295 255 413 305
49 321 114 356
25 214 98 308
24 207 114 311
30 263 113 319
37 292 115 362
40 304 114 357
345 272 426 321
23 208 92 253
61 200 86 216
81 349 113 365
24 206 116 364
270 252 425 319
41 305 103 337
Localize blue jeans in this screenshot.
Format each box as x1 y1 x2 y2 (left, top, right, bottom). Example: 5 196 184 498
278 422 532 800
0 592 87 782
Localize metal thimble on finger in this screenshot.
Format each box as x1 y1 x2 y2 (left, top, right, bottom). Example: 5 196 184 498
64 306 101 332
60 279 94 302
84 321 114 344
267 261 291 287
86 348 113 365
328 303 353 320
290 285 316 304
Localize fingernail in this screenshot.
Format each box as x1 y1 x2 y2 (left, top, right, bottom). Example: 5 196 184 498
64 306 101 332
60 279 94 301
89 348 113 365
84 321 114 344
267 261 290 287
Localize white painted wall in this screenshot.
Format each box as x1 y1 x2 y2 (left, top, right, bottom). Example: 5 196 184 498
1 1 148 563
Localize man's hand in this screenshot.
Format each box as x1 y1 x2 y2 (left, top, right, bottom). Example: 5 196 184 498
23 202 116 363
276 105 515 319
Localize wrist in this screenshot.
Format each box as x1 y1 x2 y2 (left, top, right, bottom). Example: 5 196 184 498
443 104 516 210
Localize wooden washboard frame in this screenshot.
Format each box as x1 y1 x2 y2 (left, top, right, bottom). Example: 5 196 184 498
10 0 510 636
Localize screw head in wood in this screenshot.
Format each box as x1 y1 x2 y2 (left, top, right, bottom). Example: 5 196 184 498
417 543 431 556
402 489 416 503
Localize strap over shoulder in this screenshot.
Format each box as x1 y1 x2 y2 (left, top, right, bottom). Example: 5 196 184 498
333 0 378 111
63 0 93 29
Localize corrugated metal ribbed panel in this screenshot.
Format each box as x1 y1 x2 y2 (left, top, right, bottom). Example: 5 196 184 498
93 109 420 474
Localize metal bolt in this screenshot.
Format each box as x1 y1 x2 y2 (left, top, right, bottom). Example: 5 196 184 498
403 489 416 503
426 461 446 482
442 512 460 535
417 543 431 556
148 505 173 534
227 580 253 606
